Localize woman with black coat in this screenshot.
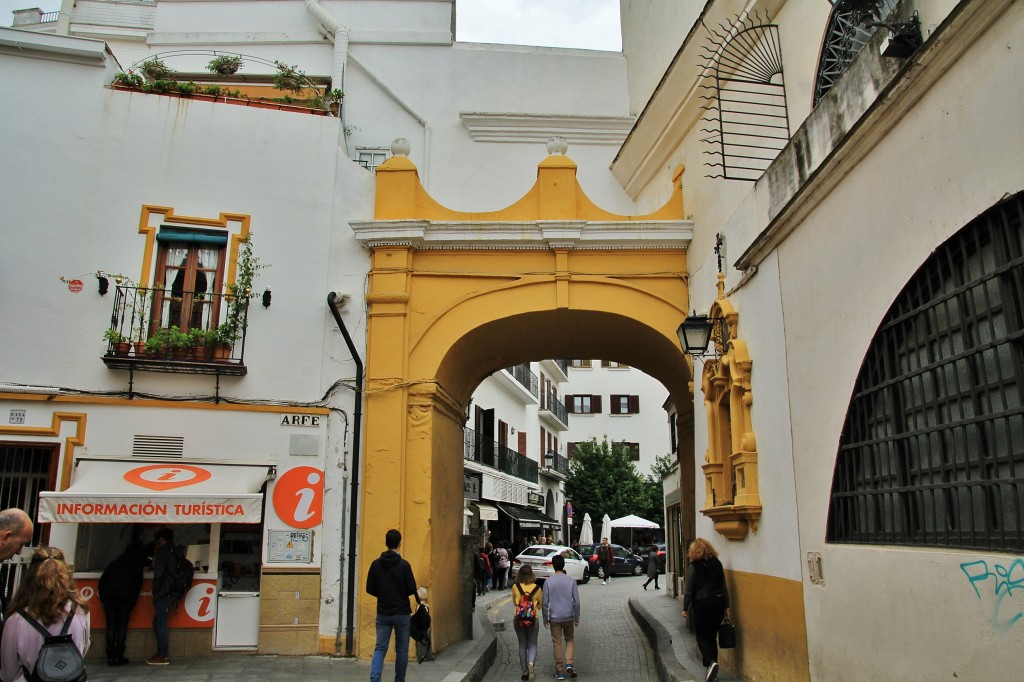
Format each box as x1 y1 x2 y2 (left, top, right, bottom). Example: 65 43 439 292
682 538 730 682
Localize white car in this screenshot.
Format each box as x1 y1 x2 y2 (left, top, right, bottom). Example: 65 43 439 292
510 544 590 584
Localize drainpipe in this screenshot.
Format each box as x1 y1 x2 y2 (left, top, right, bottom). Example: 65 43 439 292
305 0 350 155
327 292 363 657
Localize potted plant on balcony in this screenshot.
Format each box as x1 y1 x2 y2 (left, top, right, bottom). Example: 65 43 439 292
208 54 243 76
189 327 212 360
213 234 266 360
144 327 170 357
166 327 193 359
103 328 130 356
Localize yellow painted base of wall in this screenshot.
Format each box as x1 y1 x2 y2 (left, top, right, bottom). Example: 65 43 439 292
258 624 320 655
720 570 809 682
86 628 216 661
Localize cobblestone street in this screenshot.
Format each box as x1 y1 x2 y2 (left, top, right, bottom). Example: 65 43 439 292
481 575 654 681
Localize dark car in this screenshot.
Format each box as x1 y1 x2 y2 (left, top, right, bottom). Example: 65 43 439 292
638 543 666 573
575 543 644 579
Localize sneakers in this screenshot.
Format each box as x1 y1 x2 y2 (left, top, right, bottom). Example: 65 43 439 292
566 665 577 678
146 655 170 666
554 673 566 681
528 663 536 681
706 661 719 682
521 673 529 681
601 580 607 585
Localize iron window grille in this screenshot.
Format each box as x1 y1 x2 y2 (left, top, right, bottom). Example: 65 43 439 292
827 192 1024 552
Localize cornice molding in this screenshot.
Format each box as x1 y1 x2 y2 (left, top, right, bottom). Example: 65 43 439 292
350 219 693 251
460 113 635 145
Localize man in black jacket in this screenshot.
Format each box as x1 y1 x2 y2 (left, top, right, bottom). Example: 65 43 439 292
99 542 145 666
366 529 419 682
146 528 176 666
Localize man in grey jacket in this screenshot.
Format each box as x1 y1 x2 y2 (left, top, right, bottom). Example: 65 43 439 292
542 554 580 680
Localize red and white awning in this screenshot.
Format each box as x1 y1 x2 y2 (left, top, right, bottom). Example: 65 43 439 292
39 460 271 524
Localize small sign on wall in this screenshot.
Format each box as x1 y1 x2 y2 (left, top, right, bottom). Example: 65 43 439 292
268 530 313 563
9 409 26 425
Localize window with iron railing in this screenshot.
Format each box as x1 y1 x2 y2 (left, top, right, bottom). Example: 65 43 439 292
827 192 1024 552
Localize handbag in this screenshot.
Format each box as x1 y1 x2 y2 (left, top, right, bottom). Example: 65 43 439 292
718 617 736 649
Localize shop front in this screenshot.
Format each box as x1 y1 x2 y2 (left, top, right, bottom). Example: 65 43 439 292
496 502 560 548
39 457 274 653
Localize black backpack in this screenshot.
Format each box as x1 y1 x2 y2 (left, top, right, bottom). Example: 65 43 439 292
18 603 87 682
170 545 195 600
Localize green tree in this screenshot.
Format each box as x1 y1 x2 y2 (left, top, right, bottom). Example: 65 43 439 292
565 437 649 536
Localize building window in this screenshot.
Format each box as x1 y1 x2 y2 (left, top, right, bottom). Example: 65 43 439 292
827 193 1024 552
571 359 592 368
356 148 389 172
617 441 640 461
567 395 601 414
601 360 629 368
152 230 227 333
610 395 639 414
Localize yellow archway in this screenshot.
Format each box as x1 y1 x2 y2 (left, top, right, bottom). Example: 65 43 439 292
350 146 695 657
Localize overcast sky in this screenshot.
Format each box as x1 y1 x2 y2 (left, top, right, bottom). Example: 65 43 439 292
2 0 622 51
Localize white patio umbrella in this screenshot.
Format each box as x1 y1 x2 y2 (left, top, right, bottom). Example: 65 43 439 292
578 513 594 545
600 514 612 544
609 514 661 549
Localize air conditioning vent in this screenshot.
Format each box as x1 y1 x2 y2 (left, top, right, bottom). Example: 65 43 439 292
132 435 184 459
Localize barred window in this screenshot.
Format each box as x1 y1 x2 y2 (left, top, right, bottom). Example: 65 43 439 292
827 193 1024 551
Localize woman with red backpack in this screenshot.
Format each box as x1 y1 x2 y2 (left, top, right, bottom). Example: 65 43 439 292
511 564 543 681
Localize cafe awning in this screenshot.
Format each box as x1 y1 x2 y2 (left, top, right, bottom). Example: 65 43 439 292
38 459 273 524
472 502 499 521
496 503 559 529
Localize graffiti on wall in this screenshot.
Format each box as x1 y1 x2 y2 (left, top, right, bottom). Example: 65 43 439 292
960 558 1023 634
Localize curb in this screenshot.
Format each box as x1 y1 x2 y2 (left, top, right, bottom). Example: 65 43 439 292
628 595 694 682
443 603 498 681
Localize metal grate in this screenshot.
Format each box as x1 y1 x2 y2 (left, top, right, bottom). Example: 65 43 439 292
0 445 54 605
132 435 185 459
813 0 898 106
827 193 1024 551
700 12 790 181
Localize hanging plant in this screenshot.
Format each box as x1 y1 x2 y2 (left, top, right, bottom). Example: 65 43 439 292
140 57 172 80
273 61 307 93
207 54 244 76
113 70 144 89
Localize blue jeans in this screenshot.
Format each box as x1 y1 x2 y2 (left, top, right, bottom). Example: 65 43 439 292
370 613 411 682
153 595 172 658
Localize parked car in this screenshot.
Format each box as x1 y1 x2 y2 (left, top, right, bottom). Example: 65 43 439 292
575 543 644 579
638 543 666 574
510 544 590 584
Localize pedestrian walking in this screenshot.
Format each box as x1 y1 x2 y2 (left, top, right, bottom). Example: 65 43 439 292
596 537 614 584
0 509 34 646
98 542 145 666
541 554 580 680
682 538 730 682
476 546 491 595
511 564 543 681
0 546 90 682
495 543 510 589
642 543 660 590
146 528 176 666
365 529 420 682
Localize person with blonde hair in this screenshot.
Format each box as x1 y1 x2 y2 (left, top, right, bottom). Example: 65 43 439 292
0 546 90 682
682 538 730 682
511 564 543 681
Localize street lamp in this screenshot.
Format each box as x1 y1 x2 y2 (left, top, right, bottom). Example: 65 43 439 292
677 314 722 356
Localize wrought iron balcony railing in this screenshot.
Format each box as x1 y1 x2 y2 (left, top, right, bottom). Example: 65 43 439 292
540 390 569 427
101 284 249 376
542 450 570 476
463 428 539 484
506 363 540 397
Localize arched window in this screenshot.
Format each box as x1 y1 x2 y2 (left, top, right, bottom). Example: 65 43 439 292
827 192 1024 551
813 0 898 106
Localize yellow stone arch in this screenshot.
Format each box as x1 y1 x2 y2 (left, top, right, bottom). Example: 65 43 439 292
351 146 695 657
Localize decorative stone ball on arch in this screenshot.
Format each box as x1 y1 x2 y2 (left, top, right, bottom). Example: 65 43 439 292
391 138 411 157
546 135 569 156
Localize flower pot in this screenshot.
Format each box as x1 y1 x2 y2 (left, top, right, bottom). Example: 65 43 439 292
111 342 130 356
216 64 239 76
212 342 233 361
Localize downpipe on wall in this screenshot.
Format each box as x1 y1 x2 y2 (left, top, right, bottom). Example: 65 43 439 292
327 291 363 657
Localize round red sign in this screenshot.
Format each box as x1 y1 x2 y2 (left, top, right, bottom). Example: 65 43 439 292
67 279 84 293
